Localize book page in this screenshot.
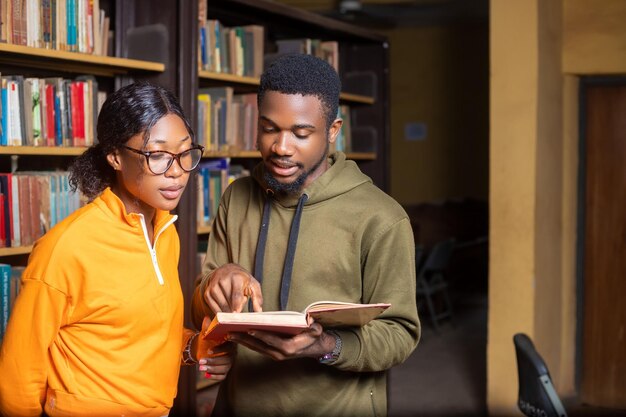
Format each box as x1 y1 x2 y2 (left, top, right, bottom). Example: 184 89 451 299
216 310 304 325
304 301 391 327
305 300 391 313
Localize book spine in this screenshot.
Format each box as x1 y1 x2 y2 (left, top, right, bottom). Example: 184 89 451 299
1 85 7 146
0 263 11 341
46 84 56 145
10 174 20 247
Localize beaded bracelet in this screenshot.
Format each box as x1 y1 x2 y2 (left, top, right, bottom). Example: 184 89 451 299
182 331 200 365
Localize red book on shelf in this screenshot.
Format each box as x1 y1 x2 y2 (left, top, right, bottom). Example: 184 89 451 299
0 194 5 248
45 84 56 146
76 81 85 146
0 174 14 248
70 82 85 146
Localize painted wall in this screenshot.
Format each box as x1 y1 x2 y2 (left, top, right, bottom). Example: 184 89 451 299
384 23 489 205
488 0 626 414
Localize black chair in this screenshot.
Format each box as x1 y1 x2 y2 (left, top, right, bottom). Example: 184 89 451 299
415 238 455 332
513 333 568 417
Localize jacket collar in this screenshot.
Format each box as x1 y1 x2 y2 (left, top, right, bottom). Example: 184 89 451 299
96 187 177 232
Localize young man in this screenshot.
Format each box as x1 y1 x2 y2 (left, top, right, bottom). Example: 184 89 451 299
192 53 420 416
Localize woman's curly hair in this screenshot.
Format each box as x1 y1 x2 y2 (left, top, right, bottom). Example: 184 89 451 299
69 81 194 200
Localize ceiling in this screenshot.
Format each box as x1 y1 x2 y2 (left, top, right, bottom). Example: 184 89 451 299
274 0 489 29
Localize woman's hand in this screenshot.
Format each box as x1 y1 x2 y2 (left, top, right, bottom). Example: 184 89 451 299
195 316 236 381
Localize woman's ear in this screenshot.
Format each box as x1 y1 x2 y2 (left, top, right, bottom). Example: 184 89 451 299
106 150 121 171
328 118 343 144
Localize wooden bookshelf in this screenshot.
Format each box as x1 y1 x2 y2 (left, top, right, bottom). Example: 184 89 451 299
199 70 259 86
202 150 261 158
199 70 375 105
197 225 212 235
0 246 34 257
0 147 87 156
0 43 164 77
339 92 375 105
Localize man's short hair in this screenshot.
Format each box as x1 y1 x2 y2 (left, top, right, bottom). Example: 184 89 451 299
258 53 341 129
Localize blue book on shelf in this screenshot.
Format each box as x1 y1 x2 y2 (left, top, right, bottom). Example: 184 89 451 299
0 263 11 341
202 167 210 223
1 86 7 146
67 0 77 51
55 95 63 146
50 174 58 228
200 27 207 67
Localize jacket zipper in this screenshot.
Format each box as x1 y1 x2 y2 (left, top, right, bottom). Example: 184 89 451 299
138 214 178 285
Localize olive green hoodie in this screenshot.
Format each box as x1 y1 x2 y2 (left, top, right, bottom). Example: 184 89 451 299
201 152 420 417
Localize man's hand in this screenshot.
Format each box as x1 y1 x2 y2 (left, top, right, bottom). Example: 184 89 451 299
204 263 263 313
226 322 337 361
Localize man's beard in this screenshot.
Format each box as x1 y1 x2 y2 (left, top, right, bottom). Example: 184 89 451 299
263 142 329 195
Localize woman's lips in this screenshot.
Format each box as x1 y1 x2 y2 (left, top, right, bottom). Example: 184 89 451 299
160 185 184 199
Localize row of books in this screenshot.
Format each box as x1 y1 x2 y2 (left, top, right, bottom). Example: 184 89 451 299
196 159 249 228
197 16 339 77
0 263 25 342
0 74 105 147
0 0 112 55
197 87 355 154
0 171 84 248
275 38 339 73
197 87 258 153
198 18 265 78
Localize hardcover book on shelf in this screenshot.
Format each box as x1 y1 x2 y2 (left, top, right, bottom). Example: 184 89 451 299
242 25 264 78
202 301 391 342
0 174 14 247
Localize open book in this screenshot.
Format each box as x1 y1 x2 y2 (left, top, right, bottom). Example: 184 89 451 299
202 301 391 342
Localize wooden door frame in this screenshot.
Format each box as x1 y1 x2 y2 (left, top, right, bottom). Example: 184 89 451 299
575 75 626 396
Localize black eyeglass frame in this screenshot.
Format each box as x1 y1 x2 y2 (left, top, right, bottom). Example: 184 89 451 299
122 144 205 175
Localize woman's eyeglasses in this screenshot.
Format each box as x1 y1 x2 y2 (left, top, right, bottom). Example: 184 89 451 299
123 145 204 175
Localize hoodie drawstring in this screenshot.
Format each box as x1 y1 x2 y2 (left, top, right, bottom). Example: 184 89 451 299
253 192 309 311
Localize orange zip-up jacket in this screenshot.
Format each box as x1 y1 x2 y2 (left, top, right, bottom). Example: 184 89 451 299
0 188 184 416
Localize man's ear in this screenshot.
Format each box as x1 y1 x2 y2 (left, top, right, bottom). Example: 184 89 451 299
328 118 343 144
106 150 121 171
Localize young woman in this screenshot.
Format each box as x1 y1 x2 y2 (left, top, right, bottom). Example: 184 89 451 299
0 82 231 416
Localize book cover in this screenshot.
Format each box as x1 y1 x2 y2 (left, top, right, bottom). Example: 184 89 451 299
202 301 391 342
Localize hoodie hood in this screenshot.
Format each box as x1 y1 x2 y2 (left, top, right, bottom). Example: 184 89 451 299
252 152 372 207
251 152 372 310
